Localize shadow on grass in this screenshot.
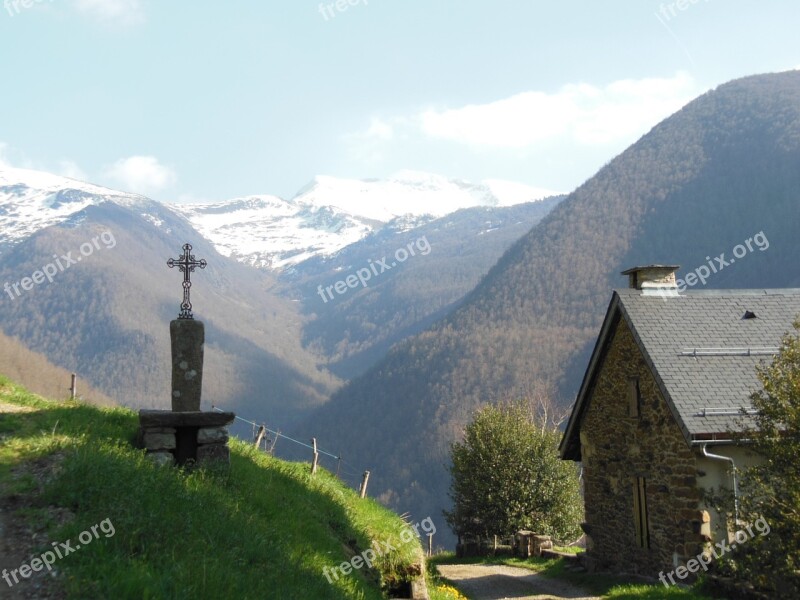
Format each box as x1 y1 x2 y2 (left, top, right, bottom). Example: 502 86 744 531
0 397 387 599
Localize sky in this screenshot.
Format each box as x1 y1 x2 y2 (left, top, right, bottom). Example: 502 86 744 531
0 0 798 204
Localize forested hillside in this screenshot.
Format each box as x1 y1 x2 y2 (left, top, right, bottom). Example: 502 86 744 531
288 197 562 379
297 71 800 546
0 201 339 422
0 330 114 406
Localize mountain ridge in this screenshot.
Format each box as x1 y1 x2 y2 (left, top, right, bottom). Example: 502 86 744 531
296 70 800 547
0 163 561 430
1 165 559 273
173 171 560 270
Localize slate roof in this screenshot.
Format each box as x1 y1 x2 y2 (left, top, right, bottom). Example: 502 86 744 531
560 288 800 461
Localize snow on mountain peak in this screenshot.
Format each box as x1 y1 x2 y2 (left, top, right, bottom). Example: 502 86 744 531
171 190 377 270
0 166 150 249
482 179 561 206
175 172 561 270
0 164 560 272
291 171 557 222
0 165 112 196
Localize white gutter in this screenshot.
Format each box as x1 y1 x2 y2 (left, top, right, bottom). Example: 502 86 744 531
701 444 738 525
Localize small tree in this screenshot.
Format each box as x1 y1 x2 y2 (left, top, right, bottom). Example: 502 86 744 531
444 401 583 544
730 320 800 597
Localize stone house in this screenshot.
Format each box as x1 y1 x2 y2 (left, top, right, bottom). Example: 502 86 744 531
559 265 800 577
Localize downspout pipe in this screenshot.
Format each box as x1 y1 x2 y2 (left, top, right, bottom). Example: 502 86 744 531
701 444 738 525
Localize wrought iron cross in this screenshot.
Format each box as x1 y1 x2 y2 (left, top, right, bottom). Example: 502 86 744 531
167 243 207 320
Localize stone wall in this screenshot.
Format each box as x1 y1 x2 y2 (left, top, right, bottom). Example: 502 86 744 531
140 425 230 466
138 410 234 467
580 317 709 576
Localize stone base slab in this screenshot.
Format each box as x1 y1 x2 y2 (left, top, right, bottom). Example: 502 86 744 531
138 409 235 467
139 409 235 428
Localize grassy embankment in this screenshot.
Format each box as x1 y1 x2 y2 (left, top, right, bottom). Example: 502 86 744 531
0 375 456 599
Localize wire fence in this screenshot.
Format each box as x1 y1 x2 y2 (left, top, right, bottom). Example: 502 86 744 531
211 405 371 495
62 373 372 493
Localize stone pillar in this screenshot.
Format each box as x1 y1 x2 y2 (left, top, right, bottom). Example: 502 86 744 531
170 319 204 411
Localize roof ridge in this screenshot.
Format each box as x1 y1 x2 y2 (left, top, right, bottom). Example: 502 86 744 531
614 287 800 296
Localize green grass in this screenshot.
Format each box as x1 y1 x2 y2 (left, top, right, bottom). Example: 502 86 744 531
603 584 715 599
0 375 424 599
429 552 717 599
552 545 585 554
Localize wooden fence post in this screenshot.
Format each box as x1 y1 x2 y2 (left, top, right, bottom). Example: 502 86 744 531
254 425 266 450
359 470 370 498
269 431 279 455
311 438 319 474
336 455 342 478
428 533 433 557
69 373 77 400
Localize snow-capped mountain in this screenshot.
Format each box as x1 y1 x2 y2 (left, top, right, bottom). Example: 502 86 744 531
170 194 382 269
0 165 559 270
0 166 163 252
174 171 559 269
293 171 555 220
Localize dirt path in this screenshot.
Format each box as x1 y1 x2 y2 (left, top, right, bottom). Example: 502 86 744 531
0 401 36 414
436 563 601 600
0 401 65 599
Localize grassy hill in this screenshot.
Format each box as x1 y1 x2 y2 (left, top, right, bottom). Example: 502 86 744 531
0 375 453 599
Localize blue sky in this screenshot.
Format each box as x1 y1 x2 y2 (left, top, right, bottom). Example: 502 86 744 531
0 0 798 203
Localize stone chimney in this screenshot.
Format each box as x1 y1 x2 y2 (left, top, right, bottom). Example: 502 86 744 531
621 265 680 294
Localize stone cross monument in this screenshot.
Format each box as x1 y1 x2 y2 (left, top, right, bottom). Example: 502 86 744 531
137 242 235 467
167 243 206 412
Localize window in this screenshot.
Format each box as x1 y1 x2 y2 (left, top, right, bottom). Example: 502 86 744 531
633 477 650 548
628 377 641 417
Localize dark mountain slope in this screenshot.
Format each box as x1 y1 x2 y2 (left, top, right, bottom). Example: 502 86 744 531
0 329 115 405
297 71 800 545
0 201 339 422
286 197 562 380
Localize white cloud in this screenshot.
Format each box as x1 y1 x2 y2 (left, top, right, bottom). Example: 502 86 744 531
343 116 405 165
104 155 176 195
0 145 88 182
0 142 35 170
361 117 394 141
57 159 88 181
351 73 701 155
72 0 145 26
419 72 699 148
0 142 11 168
